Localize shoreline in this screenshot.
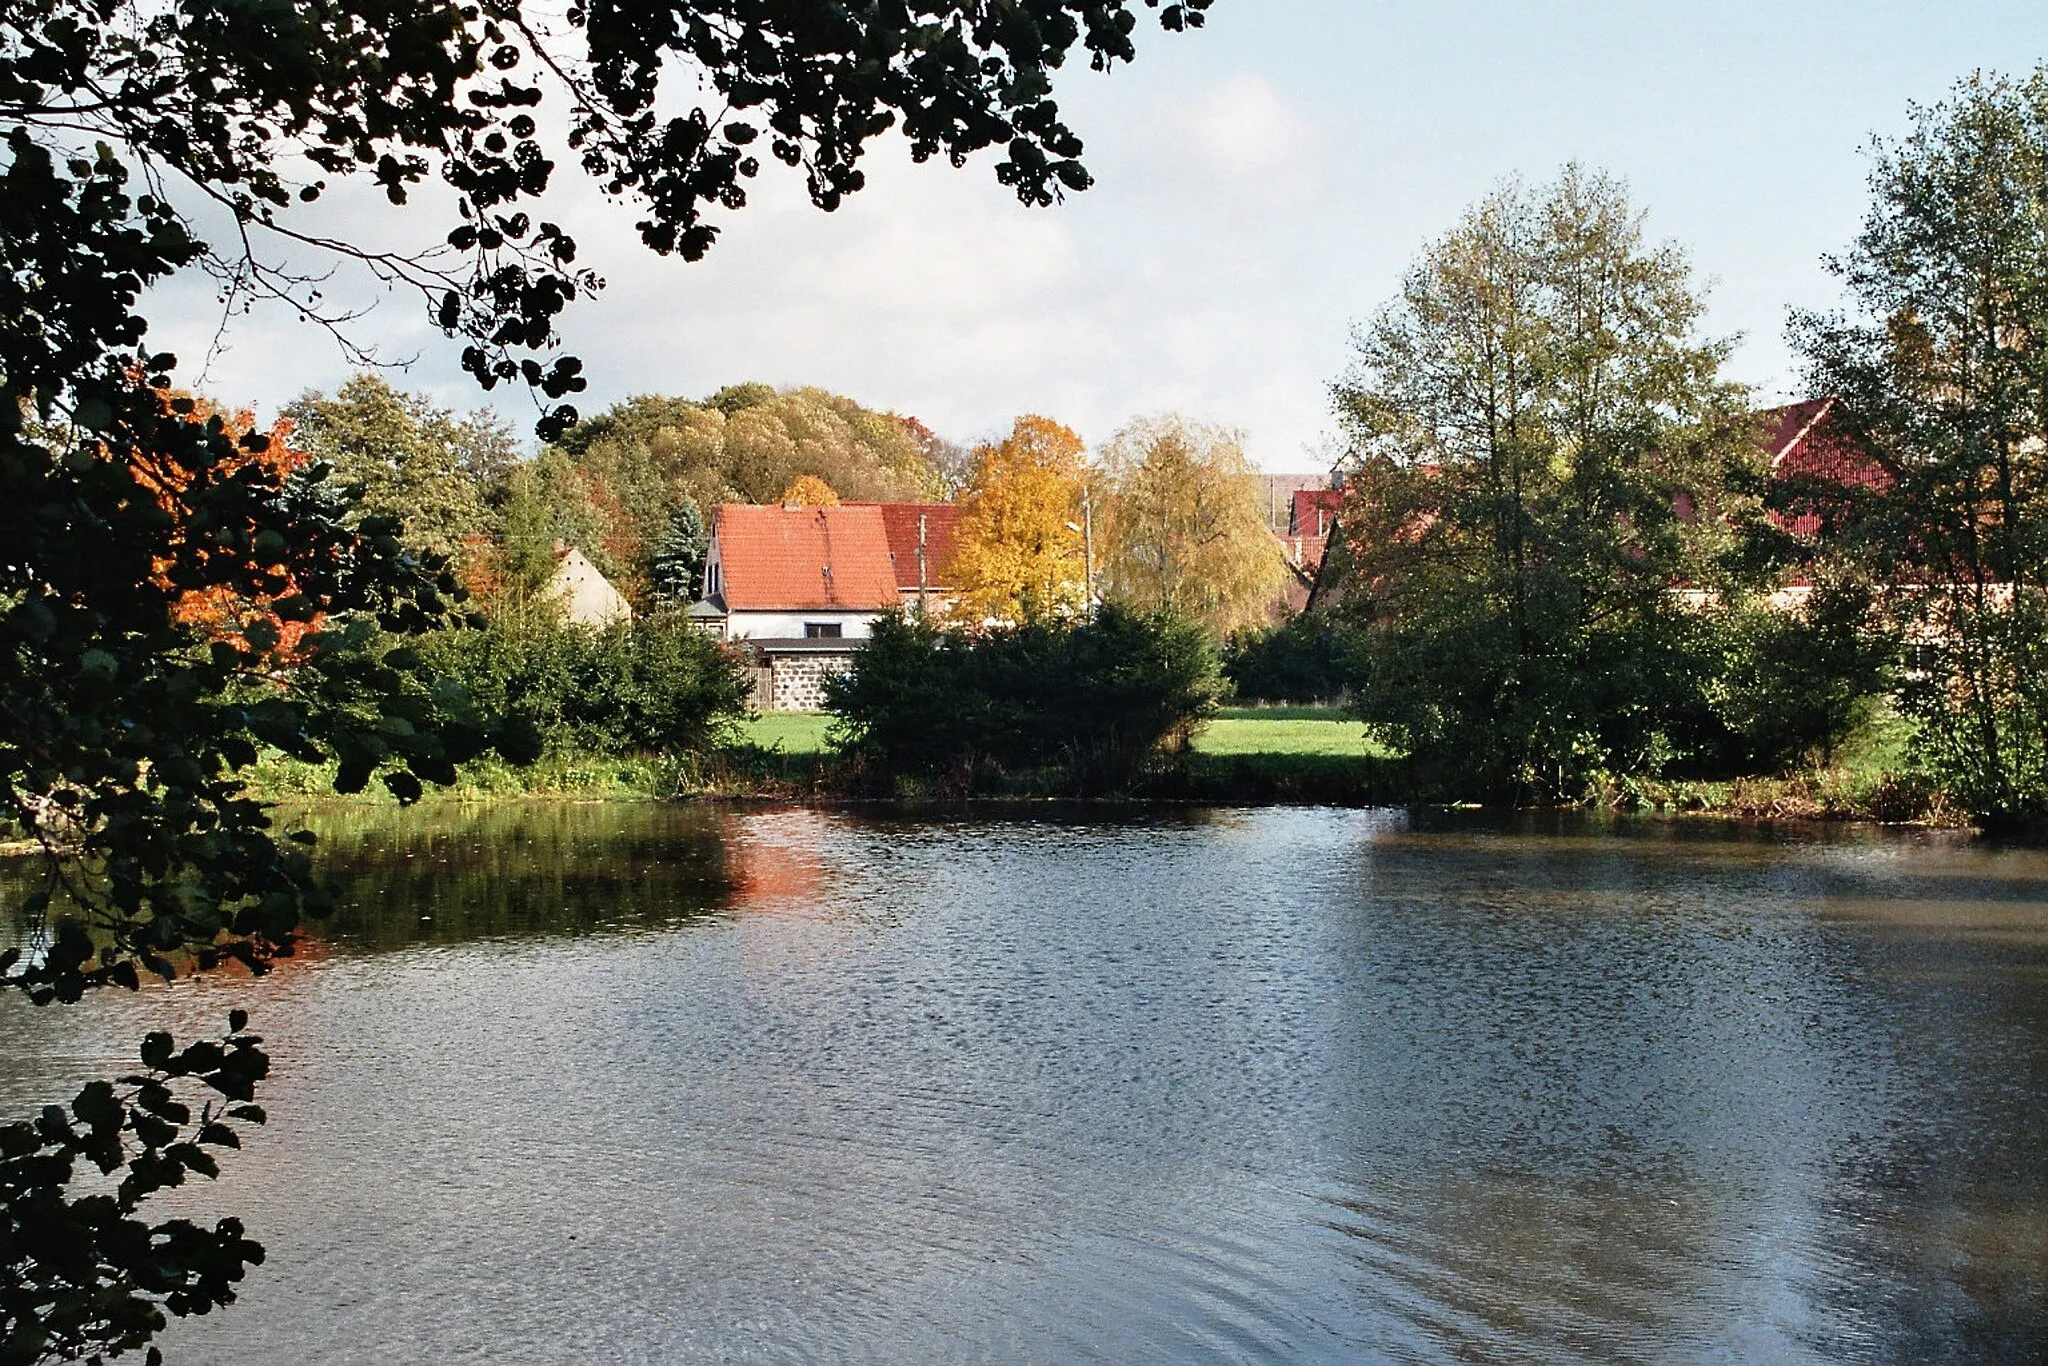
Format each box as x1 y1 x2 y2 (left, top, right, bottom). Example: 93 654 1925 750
233 759 1970 836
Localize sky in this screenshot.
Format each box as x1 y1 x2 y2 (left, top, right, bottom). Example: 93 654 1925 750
147 1 2048 470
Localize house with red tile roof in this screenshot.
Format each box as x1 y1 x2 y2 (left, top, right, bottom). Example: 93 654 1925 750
694 501 960 708
1290 487 1344 539
1760 396 1891 543
866 502 962 613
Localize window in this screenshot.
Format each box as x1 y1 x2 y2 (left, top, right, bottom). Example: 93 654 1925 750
804 622 843 639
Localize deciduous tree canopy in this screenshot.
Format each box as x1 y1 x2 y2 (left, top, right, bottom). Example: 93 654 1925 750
1330 166 1756 799
948 415 1091 623
287 374 516 561
1096 414 1284 635
1794 69 2048 828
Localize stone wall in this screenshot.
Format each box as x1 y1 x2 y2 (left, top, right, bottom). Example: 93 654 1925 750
768 651 855 712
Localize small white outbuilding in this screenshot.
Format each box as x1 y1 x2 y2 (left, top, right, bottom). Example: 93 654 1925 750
547 542 632 627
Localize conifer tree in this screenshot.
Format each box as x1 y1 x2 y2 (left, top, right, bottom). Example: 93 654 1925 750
650 504 709 603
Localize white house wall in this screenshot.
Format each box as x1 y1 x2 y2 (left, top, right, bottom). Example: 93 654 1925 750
725 609 881 640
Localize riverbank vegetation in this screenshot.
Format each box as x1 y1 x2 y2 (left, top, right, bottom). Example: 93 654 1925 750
85 71 2048 836
169 68 2048 833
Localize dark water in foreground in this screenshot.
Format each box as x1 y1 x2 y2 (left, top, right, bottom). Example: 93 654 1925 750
3 803 2046 1363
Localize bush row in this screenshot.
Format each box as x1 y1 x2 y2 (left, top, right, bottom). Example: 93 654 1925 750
825 605 1226 794
419 611 752 757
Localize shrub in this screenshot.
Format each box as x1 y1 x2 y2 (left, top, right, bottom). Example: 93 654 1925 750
826 605 1225 792
1222 609 1359 703
1344 591 1723 801
1705 580 1897 772
1899 587 2048 833
422 611 752 756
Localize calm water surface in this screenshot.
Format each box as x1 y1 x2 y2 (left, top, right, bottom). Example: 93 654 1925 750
3 803 2046 1362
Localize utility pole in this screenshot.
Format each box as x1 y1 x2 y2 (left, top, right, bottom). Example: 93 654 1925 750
916 511 929 616
1082 484 1095 619
1067 485 1098 619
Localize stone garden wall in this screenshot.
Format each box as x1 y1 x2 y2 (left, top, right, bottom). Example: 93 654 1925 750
768 652 855 711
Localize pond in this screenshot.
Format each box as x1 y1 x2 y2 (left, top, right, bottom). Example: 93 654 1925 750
3 803 2046 1362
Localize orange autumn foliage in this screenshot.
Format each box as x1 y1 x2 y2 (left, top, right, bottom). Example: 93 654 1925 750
777 473 841 507
128 391 322 657
455 531 507 606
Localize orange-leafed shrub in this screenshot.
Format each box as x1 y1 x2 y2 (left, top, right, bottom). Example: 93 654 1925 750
127 391 322 658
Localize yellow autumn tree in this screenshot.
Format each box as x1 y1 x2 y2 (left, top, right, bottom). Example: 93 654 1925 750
949 415 1090 623
778 473 840 506
1096 414 1287 634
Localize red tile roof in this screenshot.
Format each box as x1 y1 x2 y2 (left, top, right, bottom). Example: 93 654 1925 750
1761 397 1890 539
851 502 961 591
1291 488 1344 537
712 504 901 611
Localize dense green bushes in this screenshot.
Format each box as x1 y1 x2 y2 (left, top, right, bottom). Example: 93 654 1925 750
1231 587 1899 802
421 612 752 757
1702 582 1897 773
1222 610 1359 703
826 606 1226 793
1899 589 2048 834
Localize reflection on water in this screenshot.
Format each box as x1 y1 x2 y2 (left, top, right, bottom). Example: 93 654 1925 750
3 803 2046 1362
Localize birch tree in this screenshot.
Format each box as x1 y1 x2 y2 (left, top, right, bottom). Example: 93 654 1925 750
1331 167 1753 799
1794 69 2048 829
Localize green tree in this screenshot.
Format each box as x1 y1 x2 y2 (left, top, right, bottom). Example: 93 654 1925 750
649 503 708 603
1709 576 1899 771
1223 609 1361 703
827 605 1224 794
1 1 1212 1354
287 374 516 561
1794 69 2048 831
1096 414 1286 635
1331 167 1756 799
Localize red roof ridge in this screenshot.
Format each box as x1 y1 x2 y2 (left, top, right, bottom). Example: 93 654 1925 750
1757 396 1837 468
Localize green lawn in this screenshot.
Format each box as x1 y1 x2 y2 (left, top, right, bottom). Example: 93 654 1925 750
1192 713 1387 757
736 708 1385 760
735 711 834 753
1210 704 1351 722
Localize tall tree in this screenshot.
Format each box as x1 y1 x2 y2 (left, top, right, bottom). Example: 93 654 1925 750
949 416 1091 623
648 503 708 604
1794 69 2048 830
287 374 515 561
1096 414 1284 634
1331 167 1754 799
1 2 1213 1354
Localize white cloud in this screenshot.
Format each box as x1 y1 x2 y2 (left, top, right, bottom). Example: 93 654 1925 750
1184 73 1317 180
129 0 2021 478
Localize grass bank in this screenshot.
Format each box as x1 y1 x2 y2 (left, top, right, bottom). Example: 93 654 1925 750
235 707 1961 826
